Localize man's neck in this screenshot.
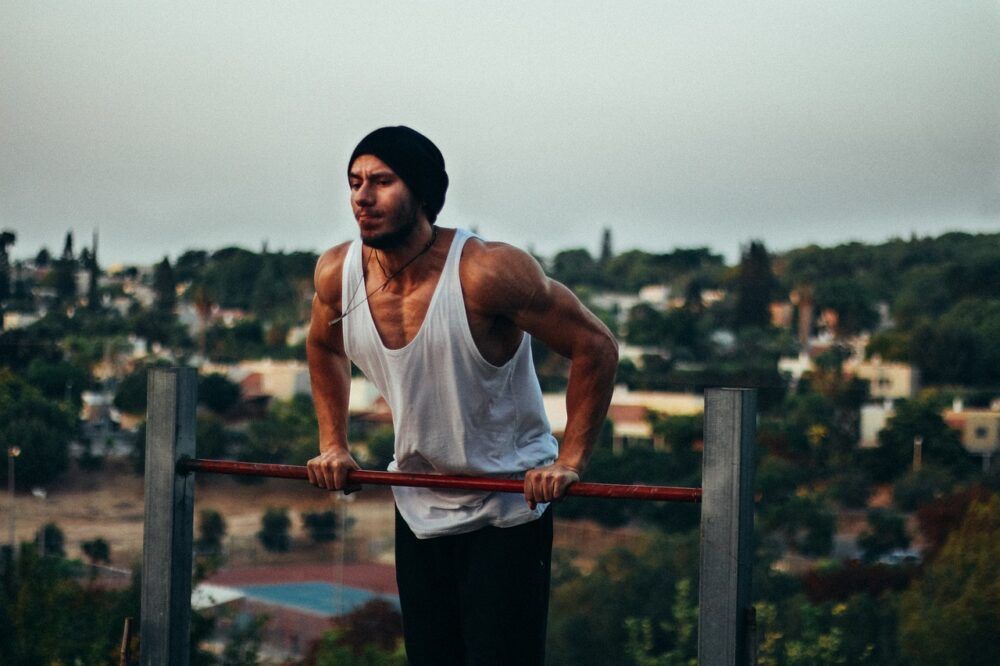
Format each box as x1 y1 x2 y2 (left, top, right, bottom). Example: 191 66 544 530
368 222 436 278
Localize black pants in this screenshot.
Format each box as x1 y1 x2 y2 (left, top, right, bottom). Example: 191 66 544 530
394 507 553 666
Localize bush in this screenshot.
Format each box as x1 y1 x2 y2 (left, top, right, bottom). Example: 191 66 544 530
831 470 872 509
858 509 909 562
36 523 65 558
893 467 954 512
257 507 291 552
196 509 227 554
302 511 338 543
80 538 110 565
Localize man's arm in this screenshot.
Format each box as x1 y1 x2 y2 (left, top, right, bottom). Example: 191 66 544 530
305 244 360 491
465 242 619 507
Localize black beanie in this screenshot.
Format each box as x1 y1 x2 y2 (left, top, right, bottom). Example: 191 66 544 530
348 126 449 223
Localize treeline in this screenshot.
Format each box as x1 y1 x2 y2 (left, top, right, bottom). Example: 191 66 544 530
781 231 1000 386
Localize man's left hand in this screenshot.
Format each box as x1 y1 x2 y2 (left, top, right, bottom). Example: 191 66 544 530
524 462 580 509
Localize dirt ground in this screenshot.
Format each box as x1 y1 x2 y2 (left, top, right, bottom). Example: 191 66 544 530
1 460 398 568
1 460 641 571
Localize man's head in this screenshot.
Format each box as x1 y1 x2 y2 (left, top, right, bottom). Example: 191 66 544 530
348 127 448 249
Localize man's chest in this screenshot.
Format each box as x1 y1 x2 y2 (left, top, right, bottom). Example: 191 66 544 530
364 277 519 365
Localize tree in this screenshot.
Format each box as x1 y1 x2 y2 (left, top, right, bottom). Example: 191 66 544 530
25 358 90 408
365 426 395 470
86 231 101 311
302 511 339 543
857 509 909 562
152 257 177 313
866 396 972 483
0 542 141 664
0 370 75 488
113 365 150 415
257 507 292 552
0 229 14 303
36 523 66 557
81 538 110 565
196 509 227 554
53 231 77 305
198 373 240 415
899 495 1000 666
34 247 51 267
599 228 613 266
550 248 603 288
732 240 776 330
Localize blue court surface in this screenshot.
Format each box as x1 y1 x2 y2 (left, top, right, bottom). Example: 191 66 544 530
239 582 399 617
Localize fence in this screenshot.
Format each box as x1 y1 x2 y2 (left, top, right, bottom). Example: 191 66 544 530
139 367 756 665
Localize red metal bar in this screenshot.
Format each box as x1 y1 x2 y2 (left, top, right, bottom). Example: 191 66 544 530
179 458 702 503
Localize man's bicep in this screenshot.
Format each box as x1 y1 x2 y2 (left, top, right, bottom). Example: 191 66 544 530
512 279 609 358
307 294 346 355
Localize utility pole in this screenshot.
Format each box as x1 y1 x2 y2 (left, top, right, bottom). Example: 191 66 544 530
7 446 21 553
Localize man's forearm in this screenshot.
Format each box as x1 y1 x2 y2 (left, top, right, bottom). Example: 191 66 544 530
557 336 618 473
306 340 352 453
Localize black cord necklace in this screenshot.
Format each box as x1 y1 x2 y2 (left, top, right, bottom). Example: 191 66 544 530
329 227 439 327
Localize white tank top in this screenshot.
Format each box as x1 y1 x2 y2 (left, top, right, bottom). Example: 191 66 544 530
341 228 557 538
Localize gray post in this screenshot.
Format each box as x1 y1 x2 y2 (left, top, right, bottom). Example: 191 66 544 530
140 367 197 666
698 388 756 666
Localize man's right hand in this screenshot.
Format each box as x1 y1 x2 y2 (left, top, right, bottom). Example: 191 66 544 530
307 448 362 493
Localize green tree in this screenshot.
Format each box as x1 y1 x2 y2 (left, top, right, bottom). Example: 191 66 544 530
25 358 90 408
153 256 177 313
113 365 150 414
0 229 14 304
53 231 77 305
857 509 909 562
257 507 292 552
0 543 141 664
865 396 972 483
550 248 603 288
198 372 241 415
80 537 110 565
899 495 1000 666
197 509 227 554
302 511 338 543
732 240 776 330
36 523 66 557
365 425 395 470
0 370 75 488
243 395 318 466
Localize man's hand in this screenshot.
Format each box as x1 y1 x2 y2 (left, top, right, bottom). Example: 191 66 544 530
307 448 362 494
524 461 580 510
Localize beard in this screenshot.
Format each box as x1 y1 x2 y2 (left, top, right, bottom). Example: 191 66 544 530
359 203 422 251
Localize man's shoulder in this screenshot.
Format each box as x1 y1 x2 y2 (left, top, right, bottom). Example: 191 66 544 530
315 241 353 305
459 236 549 314
460 236 540 277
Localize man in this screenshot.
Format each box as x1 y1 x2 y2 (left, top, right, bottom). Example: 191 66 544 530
306 126 618 664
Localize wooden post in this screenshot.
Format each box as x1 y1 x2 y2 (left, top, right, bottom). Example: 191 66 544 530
698 388 756 666
140 367 197 666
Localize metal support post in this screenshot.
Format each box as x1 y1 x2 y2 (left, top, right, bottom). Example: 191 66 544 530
698 388 756 665
140 367 197 665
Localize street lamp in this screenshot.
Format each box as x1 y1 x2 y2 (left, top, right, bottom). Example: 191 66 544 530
7 446 21 553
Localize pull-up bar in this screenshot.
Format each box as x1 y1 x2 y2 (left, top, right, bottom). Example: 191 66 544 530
139 368 756 665
177 458 703 503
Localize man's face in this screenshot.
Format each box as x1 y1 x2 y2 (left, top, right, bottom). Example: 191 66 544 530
349 154 421 250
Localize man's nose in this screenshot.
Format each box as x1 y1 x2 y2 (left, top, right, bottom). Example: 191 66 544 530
353 181 375 206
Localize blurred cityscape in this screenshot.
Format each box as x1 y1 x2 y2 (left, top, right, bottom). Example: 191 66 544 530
1 227 998 664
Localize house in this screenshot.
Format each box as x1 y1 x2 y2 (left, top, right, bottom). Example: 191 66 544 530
543 386 704 453
943 399 1000 468
850 357 920 400
859 401 894 448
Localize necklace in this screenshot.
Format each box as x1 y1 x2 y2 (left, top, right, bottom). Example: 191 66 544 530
328 227 439 327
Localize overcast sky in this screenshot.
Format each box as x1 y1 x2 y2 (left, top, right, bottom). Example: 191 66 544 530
2 1 998 266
